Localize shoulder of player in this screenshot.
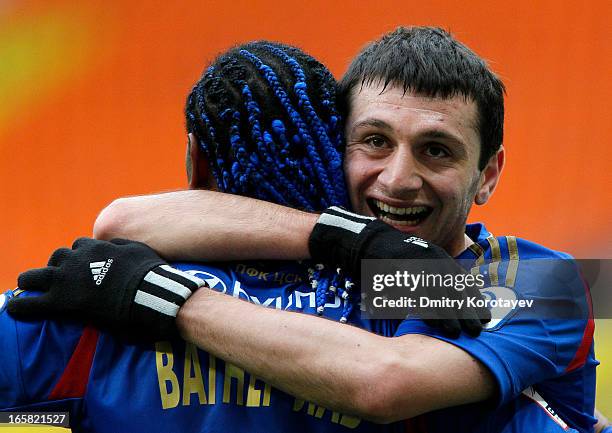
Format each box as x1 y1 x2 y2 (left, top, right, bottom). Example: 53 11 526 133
470 234 573 262
468 234 580 290
0 288 95 406
1 288 87 342
511 237 574 260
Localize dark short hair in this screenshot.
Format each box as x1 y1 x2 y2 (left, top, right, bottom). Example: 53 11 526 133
339 26 505 169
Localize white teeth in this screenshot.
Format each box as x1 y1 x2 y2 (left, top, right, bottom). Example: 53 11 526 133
374 200 427 216
388 205 405 215
379 215 419 226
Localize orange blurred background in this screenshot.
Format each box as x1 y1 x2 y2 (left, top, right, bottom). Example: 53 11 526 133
1 0 610 414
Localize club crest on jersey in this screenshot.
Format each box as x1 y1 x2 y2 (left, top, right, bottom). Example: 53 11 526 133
482 285 520 331
90 259 114 286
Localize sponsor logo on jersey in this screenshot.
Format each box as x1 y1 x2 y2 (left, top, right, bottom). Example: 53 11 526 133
186 270 228 294
183 268 345 312
90 259 114 286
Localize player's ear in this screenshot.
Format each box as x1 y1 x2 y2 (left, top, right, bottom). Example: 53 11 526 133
475 146 505 205
187 133 214 190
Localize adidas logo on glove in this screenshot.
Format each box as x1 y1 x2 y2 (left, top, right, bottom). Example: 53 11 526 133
403 236 429 248
90 259 114 285
9 238 207 340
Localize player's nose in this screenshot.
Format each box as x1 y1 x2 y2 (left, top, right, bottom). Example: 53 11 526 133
377 147 424 196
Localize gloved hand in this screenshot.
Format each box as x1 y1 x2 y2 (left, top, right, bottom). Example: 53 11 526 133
8 237 205 340
308 206 491 337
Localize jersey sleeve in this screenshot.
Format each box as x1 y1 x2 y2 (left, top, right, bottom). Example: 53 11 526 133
394 258 593 407
0 290 86 409
0 291 25 406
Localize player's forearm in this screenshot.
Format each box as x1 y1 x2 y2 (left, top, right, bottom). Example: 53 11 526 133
176 289 429 423
93 190 316 261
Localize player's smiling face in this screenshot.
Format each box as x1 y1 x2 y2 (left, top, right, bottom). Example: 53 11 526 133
344 83 487 256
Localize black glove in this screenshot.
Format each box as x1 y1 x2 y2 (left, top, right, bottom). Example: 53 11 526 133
309 206 491 337
8 238 205 340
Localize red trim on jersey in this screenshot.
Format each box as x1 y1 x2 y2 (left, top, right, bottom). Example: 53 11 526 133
48 326 99 400
565 275 594 373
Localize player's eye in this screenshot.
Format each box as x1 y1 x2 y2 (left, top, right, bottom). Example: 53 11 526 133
364 135 388 149
424 143 451 158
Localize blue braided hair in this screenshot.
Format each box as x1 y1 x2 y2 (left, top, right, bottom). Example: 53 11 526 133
185 41 356 322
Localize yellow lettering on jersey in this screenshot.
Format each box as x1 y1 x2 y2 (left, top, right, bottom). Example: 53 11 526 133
182 342 207 406
294 398 362 428
307 402 326 418
296 399 326 418
339 414 361 428
155 341 180 409
208 353 216 405
223 363 245 405
293 398 306 411
245 375 271 407
307 402 316 415
246 375 262 407
262 382 271 406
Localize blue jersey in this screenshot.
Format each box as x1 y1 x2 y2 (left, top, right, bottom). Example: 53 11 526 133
0 225 597 432
396 223 597 433
0 260 401 433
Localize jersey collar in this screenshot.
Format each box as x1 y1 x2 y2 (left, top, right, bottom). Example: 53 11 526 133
456 222 491 260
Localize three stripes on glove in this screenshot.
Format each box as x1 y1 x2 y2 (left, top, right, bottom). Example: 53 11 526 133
135 265 206 318
314 206 376 235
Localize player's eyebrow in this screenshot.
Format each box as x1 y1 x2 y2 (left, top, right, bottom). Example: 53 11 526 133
419 129 465 145
349 118 394 134
350 120 466 144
